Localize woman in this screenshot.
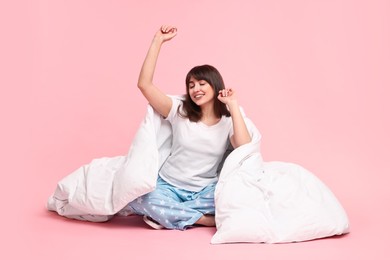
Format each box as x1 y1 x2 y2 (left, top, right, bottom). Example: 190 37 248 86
128 25 252 230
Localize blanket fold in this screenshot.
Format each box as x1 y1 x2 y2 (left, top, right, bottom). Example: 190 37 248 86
47 100 349 243
47 104 172 219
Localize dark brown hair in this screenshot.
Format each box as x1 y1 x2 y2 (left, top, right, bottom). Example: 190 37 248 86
179 65 231 122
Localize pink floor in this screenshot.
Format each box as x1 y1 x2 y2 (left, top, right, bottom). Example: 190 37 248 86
1 160 388 260
4 205 389 259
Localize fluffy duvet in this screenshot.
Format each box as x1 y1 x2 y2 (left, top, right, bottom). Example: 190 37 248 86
47 100 349 243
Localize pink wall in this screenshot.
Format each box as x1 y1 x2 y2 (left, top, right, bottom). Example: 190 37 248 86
2 0 389 259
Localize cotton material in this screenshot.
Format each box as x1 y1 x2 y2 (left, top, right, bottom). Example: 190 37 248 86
128 176 216 230
47 103 173 219
159 97 233 192
47 98 349 244
211 144 350 244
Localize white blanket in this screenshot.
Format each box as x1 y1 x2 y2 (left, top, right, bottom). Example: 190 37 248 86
47 104 173 221
212 142 350 243
47 100 349 243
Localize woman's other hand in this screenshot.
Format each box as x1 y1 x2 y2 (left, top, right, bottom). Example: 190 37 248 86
217 88 237 105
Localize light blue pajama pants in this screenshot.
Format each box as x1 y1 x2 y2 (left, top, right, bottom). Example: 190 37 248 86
127 176 216 230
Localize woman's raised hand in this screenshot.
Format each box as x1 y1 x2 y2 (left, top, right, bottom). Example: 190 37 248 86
155 25 177 43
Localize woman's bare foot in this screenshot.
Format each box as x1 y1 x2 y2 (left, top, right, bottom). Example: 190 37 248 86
195 215 216 227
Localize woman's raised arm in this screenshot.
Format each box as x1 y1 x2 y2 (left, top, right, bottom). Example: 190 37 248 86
137 25 177 117
218 88 252 148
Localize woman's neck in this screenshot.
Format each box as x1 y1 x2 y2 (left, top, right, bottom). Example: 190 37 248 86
200 102 220 125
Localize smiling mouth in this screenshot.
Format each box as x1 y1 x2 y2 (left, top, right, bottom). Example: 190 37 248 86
193 93 205 99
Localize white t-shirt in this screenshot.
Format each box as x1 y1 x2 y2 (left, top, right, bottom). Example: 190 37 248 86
159 98 233 192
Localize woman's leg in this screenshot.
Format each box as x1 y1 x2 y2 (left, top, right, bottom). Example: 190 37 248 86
127 177 203 230
195 215 216 226
181 183 217 227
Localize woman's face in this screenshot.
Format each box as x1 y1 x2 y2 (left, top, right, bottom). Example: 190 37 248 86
188 77 215 107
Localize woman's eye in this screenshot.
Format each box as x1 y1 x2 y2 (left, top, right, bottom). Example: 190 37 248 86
189 85 194 89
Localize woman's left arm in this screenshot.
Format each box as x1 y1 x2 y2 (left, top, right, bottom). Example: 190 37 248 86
218 89 251 148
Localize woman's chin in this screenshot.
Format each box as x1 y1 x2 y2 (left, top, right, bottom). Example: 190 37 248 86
193 100 206 107
191 96 214 107
191 98 202 105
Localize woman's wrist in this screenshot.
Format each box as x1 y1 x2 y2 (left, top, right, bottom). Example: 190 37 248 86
226 99 239 109
152 35 164 45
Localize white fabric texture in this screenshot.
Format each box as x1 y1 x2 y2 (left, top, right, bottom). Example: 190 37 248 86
159 97 233 192
47 104 173 221
47 97 349 243
211 141 350 244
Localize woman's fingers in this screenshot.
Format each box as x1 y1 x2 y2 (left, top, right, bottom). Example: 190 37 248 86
157 25 177 42
219 88 233 97
161 25 177 34
160 25 168 33
167 26 177 33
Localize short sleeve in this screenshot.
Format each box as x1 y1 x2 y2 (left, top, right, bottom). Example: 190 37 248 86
165 96 182 123
227 112 254 140
228 124 234 139
223 116 234 140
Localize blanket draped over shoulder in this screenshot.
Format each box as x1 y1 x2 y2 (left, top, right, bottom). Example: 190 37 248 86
47 98 349 243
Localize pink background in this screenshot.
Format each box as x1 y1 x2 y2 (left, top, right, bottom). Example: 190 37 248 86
1 0 389 259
